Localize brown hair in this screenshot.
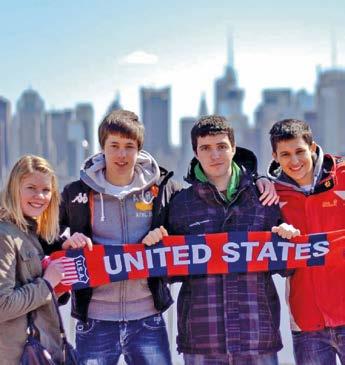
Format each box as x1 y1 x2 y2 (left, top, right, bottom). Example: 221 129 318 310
98 110 145 149
269 119 313 153
191 115 235 152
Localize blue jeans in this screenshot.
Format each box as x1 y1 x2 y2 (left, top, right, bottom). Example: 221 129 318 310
76 313 172 365
183 352 278 365
293 326 345 365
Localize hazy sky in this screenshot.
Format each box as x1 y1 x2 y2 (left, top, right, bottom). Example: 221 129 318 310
1 0 344 148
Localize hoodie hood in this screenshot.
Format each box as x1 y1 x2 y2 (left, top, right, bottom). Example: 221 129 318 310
80 150 160 197
185 146 257 183
267 145 324 193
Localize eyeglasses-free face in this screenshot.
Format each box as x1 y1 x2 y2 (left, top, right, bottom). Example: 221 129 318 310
195 133 236 191
20 172 52 218
273 137 316 187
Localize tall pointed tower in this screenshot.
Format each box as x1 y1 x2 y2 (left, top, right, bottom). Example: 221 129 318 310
214 32 244 116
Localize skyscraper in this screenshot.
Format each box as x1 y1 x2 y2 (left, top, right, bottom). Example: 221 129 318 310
76 103 94 155
254 89 295 171
254 88 318 172
214 35 251 151
45 109 73 177
15 88 45 158
46 104 94 185
0 97 11 184
140 86 171 156
67 117 89 180
214 36 244 117
178 116 196 180
316 68 345 155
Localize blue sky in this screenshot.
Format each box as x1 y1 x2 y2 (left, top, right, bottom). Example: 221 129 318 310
1 0 344 146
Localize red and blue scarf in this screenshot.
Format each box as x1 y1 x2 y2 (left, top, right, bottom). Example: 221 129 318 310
50 229 345 293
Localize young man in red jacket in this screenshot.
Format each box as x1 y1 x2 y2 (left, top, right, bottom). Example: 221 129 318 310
268 119 345 365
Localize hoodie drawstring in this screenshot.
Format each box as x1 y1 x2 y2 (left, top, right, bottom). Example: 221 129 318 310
100 193 105 222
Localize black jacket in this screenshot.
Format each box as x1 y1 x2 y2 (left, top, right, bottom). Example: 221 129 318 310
59 167 181 322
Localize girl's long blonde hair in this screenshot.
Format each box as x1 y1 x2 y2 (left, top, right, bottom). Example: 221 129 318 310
0 155 60 243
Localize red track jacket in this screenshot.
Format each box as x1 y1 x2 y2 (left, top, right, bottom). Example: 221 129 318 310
268 147 345 331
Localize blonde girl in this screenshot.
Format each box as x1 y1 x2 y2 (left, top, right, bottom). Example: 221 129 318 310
0 155 65 364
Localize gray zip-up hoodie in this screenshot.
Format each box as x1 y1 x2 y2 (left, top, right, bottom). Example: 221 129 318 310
81 150 160 321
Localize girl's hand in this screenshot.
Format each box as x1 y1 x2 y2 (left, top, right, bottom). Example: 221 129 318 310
43 258 65 288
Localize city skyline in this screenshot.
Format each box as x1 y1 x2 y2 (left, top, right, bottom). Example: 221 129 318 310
1 41 345 185
1 1 344 146
2 48 344 180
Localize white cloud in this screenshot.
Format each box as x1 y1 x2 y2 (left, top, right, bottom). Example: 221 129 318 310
119 50 158 65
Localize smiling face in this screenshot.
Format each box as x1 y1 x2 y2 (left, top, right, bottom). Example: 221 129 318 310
195 133 236 190
273 137 316 186
20 172 52 218
103 133 139 186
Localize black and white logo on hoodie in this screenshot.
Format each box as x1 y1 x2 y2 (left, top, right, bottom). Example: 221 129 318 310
72 193 88 204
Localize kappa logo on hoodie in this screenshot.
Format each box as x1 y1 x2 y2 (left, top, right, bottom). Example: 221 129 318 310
71 193 88 204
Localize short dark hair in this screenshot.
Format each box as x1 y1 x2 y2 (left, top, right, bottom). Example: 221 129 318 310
191 115 235 152
269 119 313 153
98 110 145 149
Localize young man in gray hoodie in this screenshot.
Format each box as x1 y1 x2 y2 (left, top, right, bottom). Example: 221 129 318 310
60 110 180 365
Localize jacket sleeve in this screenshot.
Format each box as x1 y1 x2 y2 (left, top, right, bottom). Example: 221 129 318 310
0 234 52 324
151 178 183 230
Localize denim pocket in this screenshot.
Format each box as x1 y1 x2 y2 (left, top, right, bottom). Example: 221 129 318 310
76 319 97 335
142 314 166 330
